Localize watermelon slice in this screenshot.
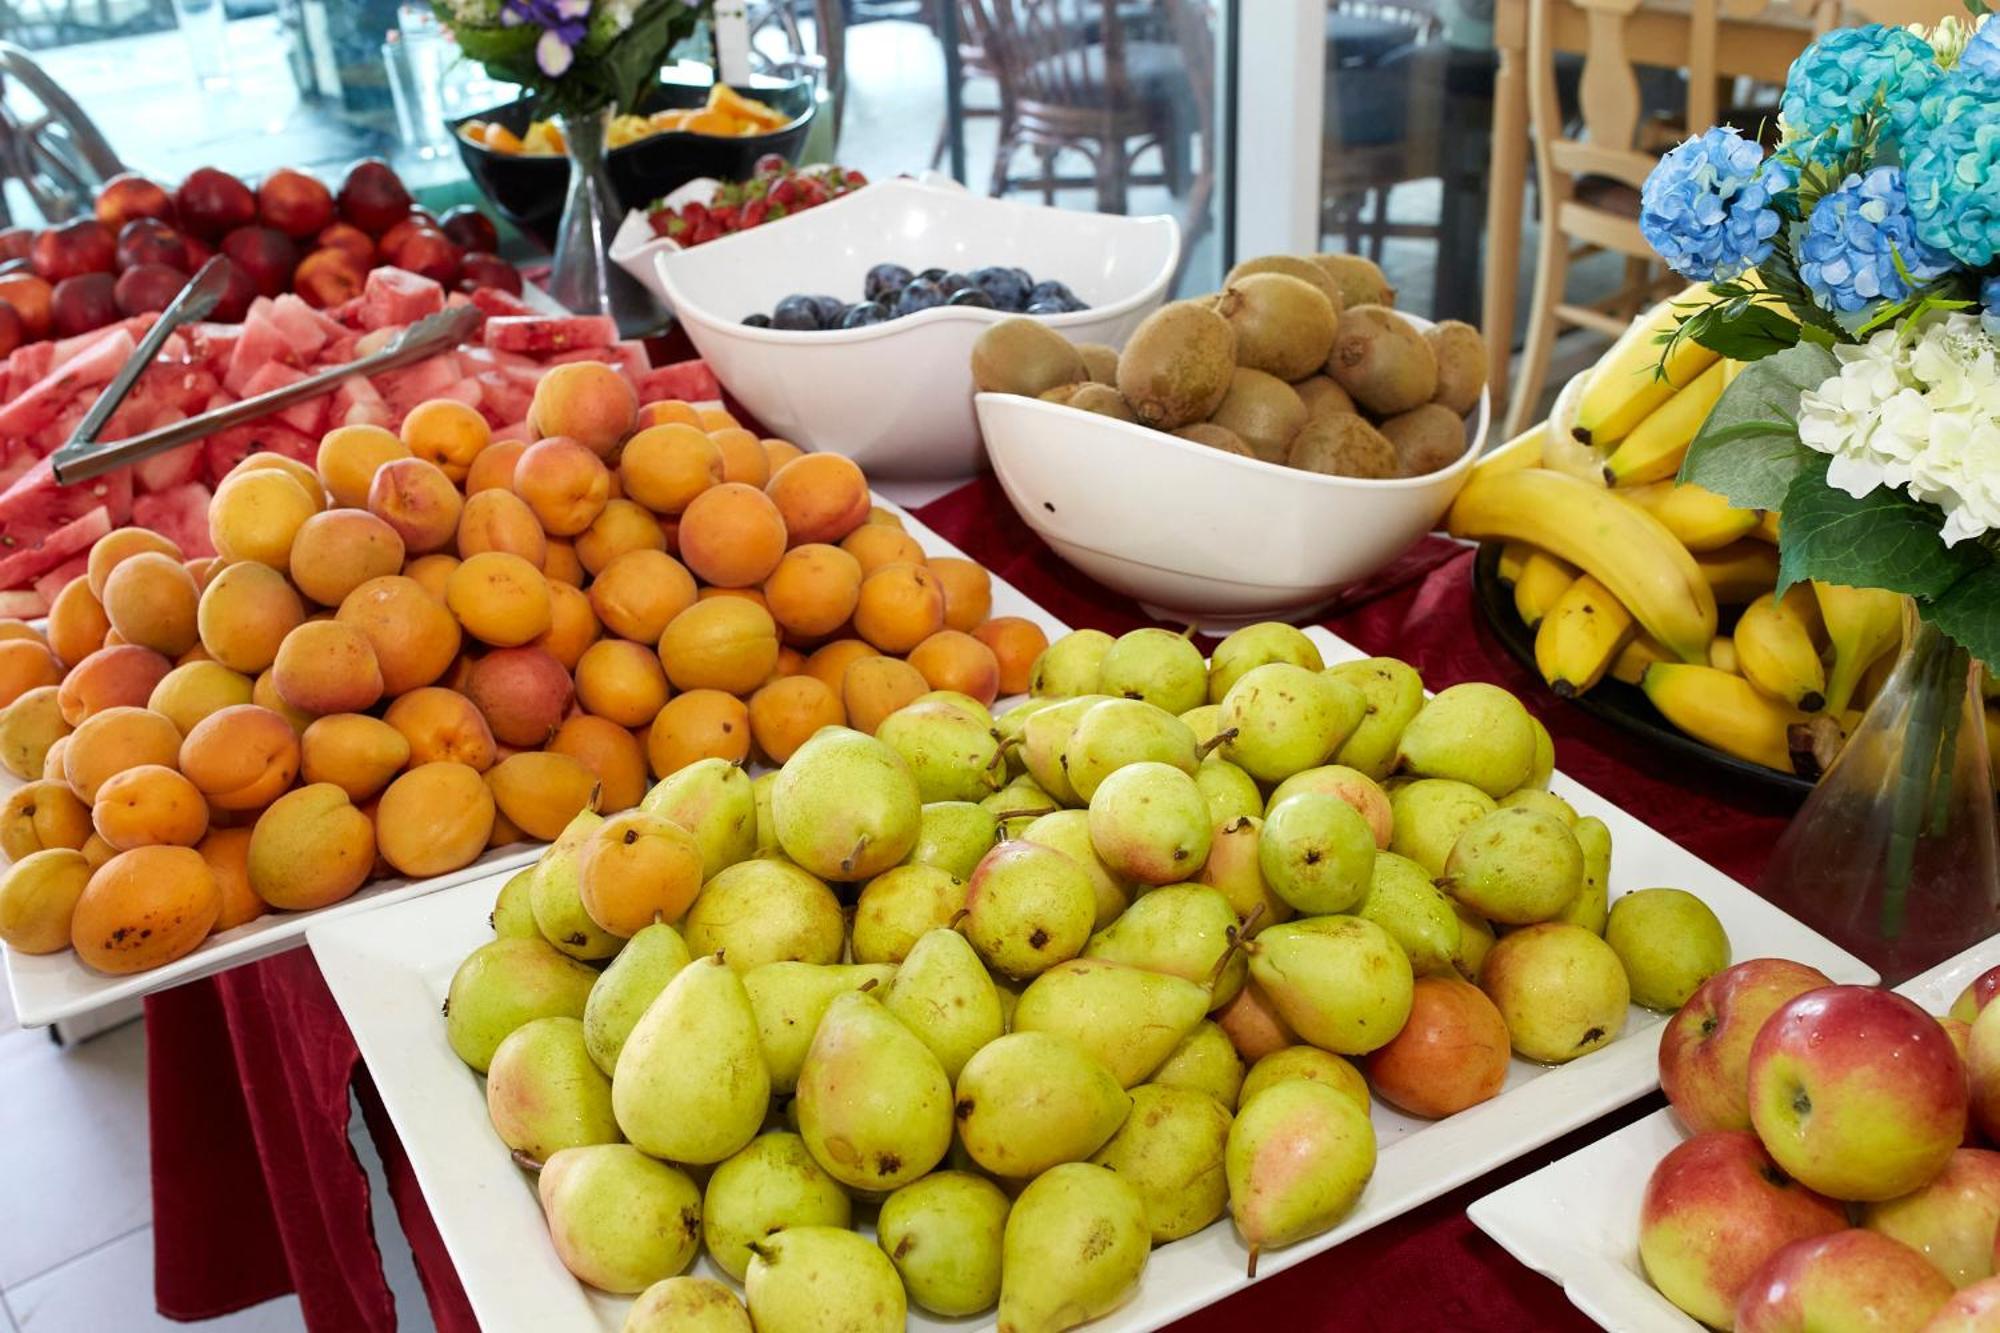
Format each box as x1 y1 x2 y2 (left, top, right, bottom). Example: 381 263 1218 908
32 553 89 606
134 439 205 493
0 457 131 546
184 322 242 369
133 483 215 558
0 588 48 618
5 341 54 399
374 353 463 417
267 295 331 362
483 315 615 355
0 505 111 590
641 360 722 404
469 287 534 320
359 267 446 330
237 361 328 436
0 328 135 441
224 313 296 396
492 420 533 444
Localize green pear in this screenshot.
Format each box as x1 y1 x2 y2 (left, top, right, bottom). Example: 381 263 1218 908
1248 916 1413 1055
623 1277 750 1333
1181 702 1224 746
1479 922 1629 1062
1526 715 1555 789
915 688 995 724
1090 1083 1232 1241
1452 901 1497 982
1014 958 1211 1087
1357 852 1461 977
910 800 999 879
796 990 953 1190
1151 1020 1245 1108
1019 695 1103 807
1098 627 1207 713
852 862 968 964
538 1144 701 1294
1208 622 1325 702
1499 787 1576 824
962 841 1096 980
682 859 844 970
772 727 921 880
1396 682 1537 797
1220 663 1365 783
1020 808 1131 929
1063 698 1199 801
743 962 899 1092
878 1171 1010 1317
1603 887 1729 1011
1258 791 1376 914
491 865 538 938
444 936 597 1072
531 810 621 961
994 695 1057 760
583 921 690 1074
1388 778 1497 876
1085 884 1247 1009
995 975 1022 1031
1557 815 1612 934
877 698 1007 802
1227 1081 1377 1273
1266 765 1391 842
701 1130 851 1281
1196 755 1264 827
1197 815 1291 934
954 1031 1131 1178
1031 628 1114 697
1325 657 1426 780
640 757 758 879
884 927 1003 1081
751 770 780 855
1440 808 1583 925
1238 1047 1370 1113
1087 760 1212 886
745 1225 905 1333
612 955 769 1163
486 1016 618 1164
997 1163 1150 1332
985 772 1058 836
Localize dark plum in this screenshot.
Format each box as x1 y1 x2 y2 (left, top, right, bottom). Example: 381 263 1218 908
808 294 846 327
863 262 912 302
839 301 891 328
937 271 973 295
946 287 995 309
917 267 948 283
1026 301 1069 315
971 266 1030 312
1030 279 1081 310
893 278 947 317
742 312 773 327
771 295 822 330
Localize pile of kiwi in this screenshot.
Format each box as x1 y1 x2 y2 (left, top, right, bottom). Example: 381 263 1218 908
969 252 1488 480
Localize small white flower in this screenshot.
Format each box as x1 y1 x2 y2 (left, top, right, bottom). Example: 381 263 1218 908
595 0 639 33
444 0 502 22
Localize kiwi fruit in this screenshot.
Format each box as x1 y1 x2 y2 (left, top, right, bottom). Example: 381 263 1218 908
1076 342 1119 385
1288 415 1401 478
1039 383 1085 405
1311 253 1397 309
1208 367 1307 464
1380 403 1469 476
1173 422 1254 457
1116 300 1237 429
1425 320 1488 415
1068 383 1138 422
1210 274 1338 382
1225 255 1342 308
1292 374 1357 422
973 317 1088 396
1327 305 1437 416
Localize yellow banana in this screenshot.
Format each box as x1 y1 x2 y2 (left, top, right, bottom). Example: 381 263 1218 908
1709 636 1740 674
1750 510 1782 545
1497 541 1534 584
1512 549 1578 628
1474 425 1546 480
1602 358 1739 487
1612 634 1675 686
1572 285 1722 448
1778 581 1824 646
1448 467 1717 662
1620 480 1760 552
1694 540 1781 605
1535 575 1637 697
1735 592 1828 712
1641 662 1809 772
1815 582 1904 714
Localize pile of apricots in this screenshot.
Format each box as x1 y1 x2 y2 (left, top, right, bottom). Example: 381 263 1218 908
0 359 1046 977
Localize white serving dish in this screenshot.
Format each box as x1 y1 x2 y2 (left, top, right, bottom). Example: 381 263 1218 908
310 619 1871 1333
1468 934 2000 1333
653 177 1180 481
976 340 1487 633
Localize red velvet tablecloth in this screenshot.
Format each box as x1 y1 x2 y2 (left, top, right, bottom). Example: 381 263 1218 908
144 474 1801 1332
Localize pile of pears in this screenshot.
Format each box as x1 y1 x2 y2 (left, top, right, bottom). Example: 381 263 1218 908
441 620 1731 1333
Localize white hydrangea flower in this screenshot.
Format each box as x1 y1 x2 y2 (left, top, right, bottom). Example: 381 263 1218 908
594 0 640 34
444 0 502 22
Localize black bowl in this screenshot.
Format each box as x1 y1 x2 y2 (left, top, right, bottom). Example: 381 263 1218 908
451 78 816 248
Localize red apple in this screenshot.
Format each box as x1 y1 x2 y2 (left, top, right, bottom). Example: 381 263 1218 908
315 221 374 267
115 218 190 273
95 172 176 230
458 251 522 295
292 247 367 309
257 167 335 239
1734 1229 1954 1332
1751 985 1970 1202
220 226 298 299
1969 997 2000 1143
1661 959 1835 1135
174 166 257 239
337 158 413 236
0 228 33 263
183 233 215 270
113 263 187 316
1639 1130 1849 1329
51 272 117 337
1924 1275 2000 1331
392 228 461 284
438 204 499 255
208 257 255 322
1951 966 2000 1025
32 219 116 282
0 301 24 356
1862 1147 2000 1287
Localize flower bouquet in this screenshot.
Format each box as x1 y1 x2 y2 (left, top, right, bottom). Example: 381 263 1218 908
1637 11 2000 977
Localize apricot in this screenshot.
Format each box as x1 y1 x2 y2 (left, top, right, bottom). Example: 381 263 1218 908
548 714 647 813
148 660 254 734
404 553 459 601
336 575 462 695
928 557 994 632
248 783 376 908
40 734 69 781
374 762 494 877
486 751 598 841
705 426 768 487
1 686 69 779
368 456 463 554
763 438 804 472
762 543 864 641
867 506 904 528
251 669 314 734
210 469 317 567
0 779 92 858
92 764 209 850
588 549 696 644
179 703 302 810
465 436 526 494
574 499 664 575
489 809 524 849
907 630 1002 706
185 557 223 592
748 676 844 764
767 453 870 545
574 638 670 727
646 688 751 776
226 453 326 511
70 845 219 973
56 644 168 726
456 489 547 565
87 527 181 600
301 713 410 801
400 398 490 482
463 646 573 747
543 538 584 587
802 638 879 693
533 582 601 671
97 551 199 659
272 620 383 715
445 552 552 648
657 598 780 695
842 655 928 735
196 827 265 931
697 405 739 432
46 577 111 667
838 524 926 577
514 437 611 536
0 621 39 644
639 399 701 429
63 705 181 802
290 509 406 607
79 832 115 871
197 561 305 673
316 422 409 508
701 586 769 609
974 616 1049 696
0 637 61 706
383 687 498 770
678 482 787 588
618 423 720 514
852 561 946 654
0 848 92 953
528 361 638 458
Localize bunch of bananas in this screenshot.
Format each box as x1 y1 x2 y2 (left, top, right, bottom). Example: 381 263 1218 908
1448 293 1907 780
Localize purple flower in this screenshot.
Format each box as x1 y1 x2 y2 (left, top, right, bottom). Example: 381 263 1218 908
502 0 590 77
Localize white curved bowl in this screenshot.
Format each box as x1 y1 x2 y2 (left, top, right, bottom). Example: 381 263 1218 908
978 370 1487 631
654 178 1180 480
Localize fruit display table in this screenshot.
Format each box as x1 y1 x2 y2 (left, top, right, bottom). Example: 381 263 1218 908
139 473 1802 1333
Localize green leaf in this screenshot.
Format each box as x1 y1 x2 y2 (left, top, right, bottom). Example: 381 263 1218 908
1775 454 1991 599
1678 342 1836 508
1925 574 2000 675
453 23 538 65
1686 302 1801 360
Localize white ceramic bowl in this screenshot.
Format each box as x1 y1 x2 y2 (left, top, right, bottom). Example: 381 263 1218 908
977 357 1488 631
653 178 1180 480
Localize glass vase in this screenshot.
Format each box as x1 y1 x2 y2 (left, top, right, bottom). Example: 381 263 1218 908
548 108 655 334
1759 601 2000 984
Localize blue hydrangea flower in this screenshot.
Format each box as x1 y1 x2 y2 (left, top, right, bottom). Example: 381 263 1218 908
1782 24 1941 151
1963 19 2000 79
1797 167 1953 312
1640 127 1785 282
1983 275 2000 339
1904 72 2000 266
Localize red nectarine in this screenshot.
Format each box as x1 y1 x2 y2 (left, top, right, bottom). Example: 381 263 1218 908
220 226 298 299
175 167 256 239
51 272 117 337
257 168 335 239
95 173 176 230
315 222 374 266
114 263 186 316
116 218 190 273
32 219 115 282
292 247 367 309
337 158 413 236
459 252 522 295
438 206 499 255
393 229 461 284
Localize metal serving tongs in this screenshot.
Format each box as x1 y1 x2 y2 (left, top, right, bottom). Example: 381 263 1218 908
52 258 481 485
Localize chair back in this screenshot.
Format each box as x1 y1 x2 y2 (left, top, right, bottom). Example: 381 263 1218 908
1810 0 1963 30
968 0 1135 112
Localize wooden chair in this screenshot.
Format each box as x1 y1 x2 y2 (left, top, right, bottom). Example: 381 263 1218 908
933 0 1011 171
746 0 849 144
1809 0 1964 28
1320 0 1447 262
